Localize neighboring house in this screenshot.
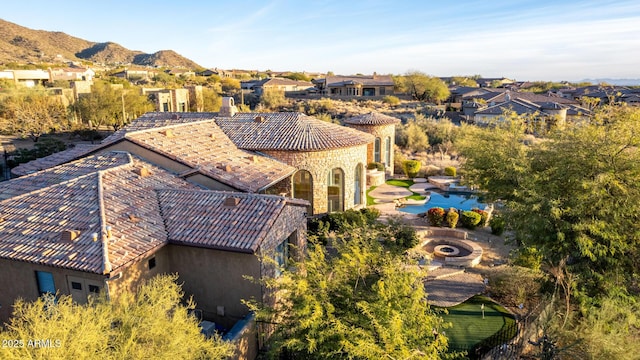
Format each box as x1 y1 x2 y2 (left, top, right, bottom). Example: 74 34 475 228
197 68 230 78
471 97 588 129
249 77 314 95
12 98 391 215
314 74 395 97
112 69 153 81
49 67 95 82
621 93 640 106
142 88 190 112
0 152 307 360
0 69 50 87
476 77 515 88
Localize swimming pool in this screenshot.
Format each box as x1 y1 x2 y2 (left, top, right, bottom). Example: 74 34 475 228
399 192 486 214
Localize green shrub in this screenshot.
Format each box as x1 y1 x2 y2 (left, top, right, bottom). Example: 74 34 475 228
7 138 68 168
308 209 380 237
367 162 384 171
382 95 400 105
402 160 421 178
472 208 488 227
444 166 457 177
385 218 419 250
511 246 543 271
460 210 482 229
426 207 445 227
445 208 459 228
490 215 505 235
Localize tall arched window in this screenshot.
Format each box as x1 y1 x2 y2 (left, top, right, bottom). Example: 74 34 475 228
293 170 313 214
327 168 344 213
374 137 381 163
354 164 363 205
384 137 391 168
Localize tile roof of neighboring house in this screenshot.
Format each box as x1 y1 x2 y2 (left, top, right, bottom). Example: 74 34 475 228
254 78 313 88
157 190 308 253
0 152 201 274
12 144 101 176
343 112 401 126
475 98 543 115
325 75 394 87
0 151 307 274
486 91 578 105
216 113 375 151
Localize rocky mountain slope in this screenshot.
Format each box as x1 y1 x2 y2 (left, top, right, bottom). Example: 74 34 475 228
0 18 202 69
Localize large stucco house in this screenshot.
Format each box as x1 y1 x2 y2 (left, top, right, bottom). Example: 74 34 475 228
2 98 400 357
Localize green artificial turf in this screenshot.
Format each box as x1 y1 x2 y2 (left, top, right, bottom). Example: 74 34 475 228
438 296 516 350
407 194 427 201
386 179 414 188
366 186 378 206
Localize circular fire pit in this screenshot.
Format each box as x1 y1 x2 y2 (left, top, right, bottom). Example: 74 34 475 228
434 244 461 257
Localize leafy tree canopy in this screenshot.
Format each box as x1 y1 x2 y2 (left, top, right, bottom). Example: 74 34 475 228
249 225 449 359
0 274 235 360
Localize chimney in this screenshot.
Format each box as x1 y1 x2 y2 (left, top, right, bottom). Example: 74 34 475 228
135 166 151 177
160 129 174 138
224 197 241 207
219 97 238 117
61 230 81 243
106 226 113 239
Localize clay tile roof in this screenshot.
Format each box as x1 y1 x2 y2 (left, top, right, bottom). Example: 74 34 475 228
11 144 101 176
124 120 295 192
343 112 401 126
2 152 130 201
102 112 216 145
216 112 374 151
156 190 307 252
0 151 201 274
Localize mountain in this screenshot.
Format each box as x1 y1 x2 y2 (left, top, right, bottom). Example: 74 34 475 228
0 18 202 69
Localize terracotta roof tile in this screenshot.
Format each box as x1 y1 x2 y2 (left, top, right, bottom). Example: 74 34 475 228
125 120 295 192
0 151 201 274
343 112 401 125
157 190 307 252
11 144 101 176
216 112 374 151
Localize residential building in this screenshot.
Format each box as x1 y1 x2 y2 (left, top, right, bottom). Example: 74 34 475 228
0 152 307 360
248 77 314 95
314 74 395 97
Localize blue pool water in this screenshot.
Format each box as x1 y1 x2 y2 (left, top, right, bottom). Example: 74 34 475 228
399 192 486 214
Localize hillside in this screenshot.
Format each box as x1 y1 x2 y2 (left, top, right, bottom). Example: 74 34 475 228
0 18 202 69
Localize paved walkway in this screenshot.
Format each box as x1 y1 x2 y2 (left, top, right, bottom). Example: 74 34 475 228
368 183 412 202
409 182 438 194
425 271 485 307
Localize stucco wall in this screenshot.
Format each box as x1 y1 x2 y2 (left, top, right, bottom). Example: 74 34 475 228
263 145 368 214
167 245 261 329
344 124 396 175
0 259 105 324
106 245 171 300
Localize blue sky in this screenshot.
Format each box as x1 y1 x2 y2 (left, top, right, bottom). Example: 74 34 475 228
2 0 640 81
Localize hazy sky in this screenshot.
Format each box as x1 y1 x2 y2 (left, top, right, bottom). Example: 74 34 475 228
2 0 640 81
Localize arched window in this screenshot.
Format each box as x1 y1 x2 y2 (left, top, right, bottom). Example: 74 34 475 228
374 137 381 163
327 168 344 213
384 137 391 168
354 164 363 205
293 170 313 214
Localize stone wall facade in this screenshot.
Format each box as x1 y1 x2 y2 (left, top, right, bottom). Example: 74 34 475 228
345 124 397 175
263 145 368 215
